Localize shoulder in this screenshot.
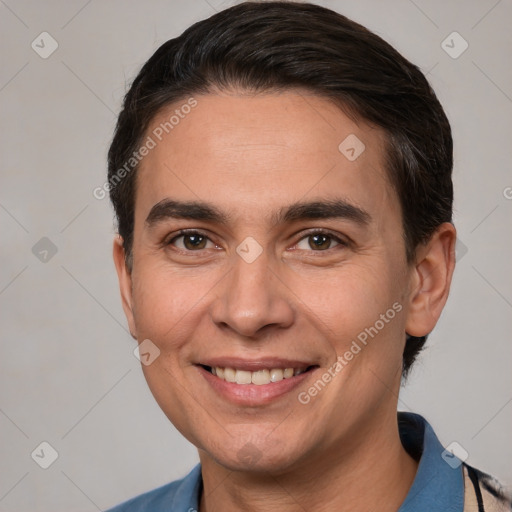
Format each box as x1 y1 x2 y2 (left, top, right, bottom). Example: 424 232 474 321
105 480 182 512
105 465 202 512
463 464 512 512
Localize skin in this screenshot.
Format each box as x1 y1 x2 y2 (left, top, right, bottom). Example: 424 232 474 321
113 89 456 512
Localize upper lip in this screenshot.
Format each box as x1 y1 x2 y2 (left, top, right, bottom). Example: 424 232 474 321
198 357 317 372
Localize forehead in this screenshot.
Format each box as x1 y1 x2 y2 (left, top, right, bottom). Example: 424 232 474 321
135 90 397 227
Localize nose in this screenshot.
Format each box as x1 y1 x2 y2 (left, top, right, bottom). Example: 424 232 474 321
210 249 295 338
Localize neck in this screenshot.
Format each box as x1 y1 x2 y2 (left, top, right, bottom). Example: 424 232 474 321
198 410 418 512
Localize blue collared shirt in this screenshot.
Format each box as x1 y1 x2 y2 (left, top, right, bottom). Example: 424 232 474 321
107 412 464 511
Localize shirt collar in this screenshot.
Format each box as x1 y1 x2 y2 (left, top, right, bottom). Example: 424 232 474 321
170 463 202 511
398 412 464 512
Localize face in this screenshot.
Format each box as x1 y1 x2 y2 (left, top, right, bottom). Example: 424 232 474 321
114 90 449 473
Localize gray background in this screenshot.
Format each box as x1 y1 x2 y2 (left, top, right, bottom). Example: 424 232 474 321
1 0 511 510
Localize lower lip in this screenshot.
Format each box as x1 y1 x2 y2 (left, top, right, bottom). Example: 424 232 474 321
197 366 315 406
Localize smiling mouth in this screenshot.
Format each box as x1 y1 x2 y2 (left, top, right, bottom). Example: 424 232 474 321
200 365 317 385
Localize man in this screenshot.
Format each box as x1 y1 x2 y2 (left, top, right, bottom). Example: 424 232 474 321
106 2 511 510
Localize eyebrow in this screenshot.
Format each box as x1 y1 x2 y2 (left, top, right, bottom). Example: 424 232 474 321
145 199 231 227
277 199 370 226
145 198 371 228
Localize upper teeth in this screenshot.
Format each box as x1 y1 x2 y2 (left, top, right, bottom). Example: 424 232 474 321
211 367 307 385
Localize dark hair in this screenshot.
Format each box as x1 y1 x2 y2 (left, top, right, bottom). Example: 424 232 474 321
107 1 453 378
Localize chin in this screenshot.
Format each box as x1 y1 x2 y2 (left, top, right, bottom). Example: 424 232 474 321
201 434 308 475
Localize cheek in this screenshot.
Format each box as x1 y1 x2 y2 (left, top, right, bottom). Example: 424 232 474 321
130 263 212 345
293 262 406 359
297 266 406 420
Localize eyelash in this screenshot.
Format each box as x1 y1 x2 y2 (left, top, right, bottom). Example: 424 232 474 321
165 228 349 253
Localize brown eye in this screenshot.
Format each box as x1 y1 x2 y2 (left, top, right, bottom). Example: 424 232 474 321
169 232 214 251
308 234 332 250
183 234 207 250
295 231 344 251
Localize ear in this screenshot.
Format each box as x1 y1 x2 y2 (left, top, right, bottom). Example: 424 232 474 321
405 223 456 337
113 236 137 340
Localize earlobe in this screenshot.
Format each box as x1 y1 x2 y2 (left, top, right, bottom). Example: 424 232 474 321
112 236 138 340
405 223 456 338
